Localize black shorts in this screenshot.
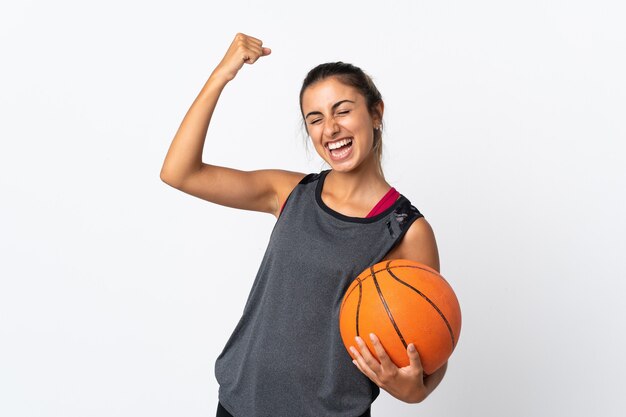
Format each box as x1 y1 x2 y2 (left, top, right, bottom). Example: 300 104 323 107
217 401 372 417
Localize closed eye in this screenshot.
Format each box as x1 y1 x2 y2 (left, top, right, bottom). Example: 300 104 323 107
308 110 350 125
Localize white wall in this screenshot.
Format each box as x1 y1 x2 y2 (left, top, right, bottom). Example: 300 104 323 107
1 1 624 416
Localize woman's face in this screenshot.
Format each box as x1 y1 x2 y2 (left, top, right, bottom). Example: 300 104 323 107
301 77 382 173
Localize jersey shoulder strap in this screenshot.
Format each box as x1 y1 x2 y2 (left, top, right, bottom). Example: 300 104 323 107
278 172 320 217
298 172 321 185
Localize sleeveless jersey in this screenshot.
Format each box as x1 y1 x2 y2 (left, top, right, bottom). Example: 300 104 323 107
214 169 424 417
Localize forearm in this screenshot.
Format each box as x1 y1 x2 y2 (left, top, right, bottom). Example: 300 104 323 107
160 71 229 186
417 361 448 403
395 361 448 404
161 34 271 187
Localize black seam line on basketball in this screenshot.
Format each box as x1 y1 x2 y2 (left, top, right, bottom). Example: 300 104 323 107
371 266 408 349
356 277 363 337
343 263 444 301
385 262 456 349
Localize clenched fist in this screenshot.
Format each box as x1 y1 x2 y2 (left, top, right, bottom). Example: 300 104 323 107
212 33 271 82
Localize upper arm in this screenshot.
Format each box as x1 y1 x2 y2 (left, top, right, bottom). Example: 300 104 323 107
162 164 307 218
388 217 440 273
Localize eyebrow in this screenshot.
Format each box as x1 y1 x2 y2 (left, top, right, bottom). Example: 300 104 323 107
304 100 355 119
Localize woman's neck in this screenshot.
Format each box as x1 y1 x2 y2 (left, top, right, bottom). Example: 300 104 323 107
324 159 390 207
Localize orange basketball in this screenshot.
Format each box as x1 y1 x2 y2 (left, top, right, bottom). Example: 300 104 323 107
339 259 462 375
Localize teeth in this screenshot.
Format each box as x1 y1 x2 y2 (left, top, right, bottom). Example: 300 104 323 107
328 138 353 150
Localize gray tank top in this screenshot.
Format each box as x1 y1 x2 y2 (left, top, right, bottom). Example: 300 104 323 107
214 169 424 417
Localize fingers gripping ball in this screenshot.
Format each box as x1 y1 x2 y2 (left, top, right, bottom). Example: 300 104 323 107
339 259 462 375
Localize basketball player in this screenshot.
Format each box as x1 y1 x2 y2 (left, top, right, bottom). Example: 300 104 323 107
160 32 448 417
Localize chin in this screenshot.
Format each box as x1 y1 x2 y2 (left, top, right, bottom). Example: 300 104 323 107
327 161 361 173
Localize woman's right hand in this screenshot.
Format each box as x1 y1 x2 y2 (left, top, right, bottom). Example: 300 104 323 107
211 33 271 83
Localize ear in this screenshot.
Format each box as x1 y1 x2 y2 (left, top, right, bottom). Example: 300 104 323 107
373 100 385 125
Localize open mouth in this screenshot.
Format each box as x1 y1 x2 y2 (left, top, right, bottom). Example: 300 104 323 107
327 137 353 159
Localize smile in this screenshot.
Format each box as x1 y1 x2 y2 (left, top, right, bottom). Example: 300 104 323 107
327 138 354 161
326 137 353 149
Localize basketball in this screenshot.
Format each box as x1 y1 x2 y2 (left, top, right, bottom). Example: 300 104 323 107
339 259 462 375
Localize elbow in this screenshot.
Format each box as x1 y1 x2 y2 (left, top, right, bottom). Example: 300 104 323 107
160 161 201 189
160 169 182 189
159 168 171 185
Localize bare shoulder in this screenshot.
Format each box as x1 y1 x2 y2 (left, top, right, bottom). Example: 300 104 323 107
383 217 440 272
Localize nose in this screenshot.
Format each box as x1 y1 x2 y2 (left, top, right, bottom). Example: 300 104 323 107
323 116 340 139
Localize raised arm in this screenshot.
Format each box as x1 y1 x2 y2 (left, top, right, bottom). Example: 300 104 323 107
160 33 305 218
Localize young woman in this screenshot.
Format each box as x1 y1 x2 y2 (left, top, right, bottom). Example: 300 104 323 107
161 33 448 417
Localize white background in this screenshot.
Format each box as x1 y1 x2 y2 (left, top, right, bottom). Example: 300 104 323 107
1 1 625 416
